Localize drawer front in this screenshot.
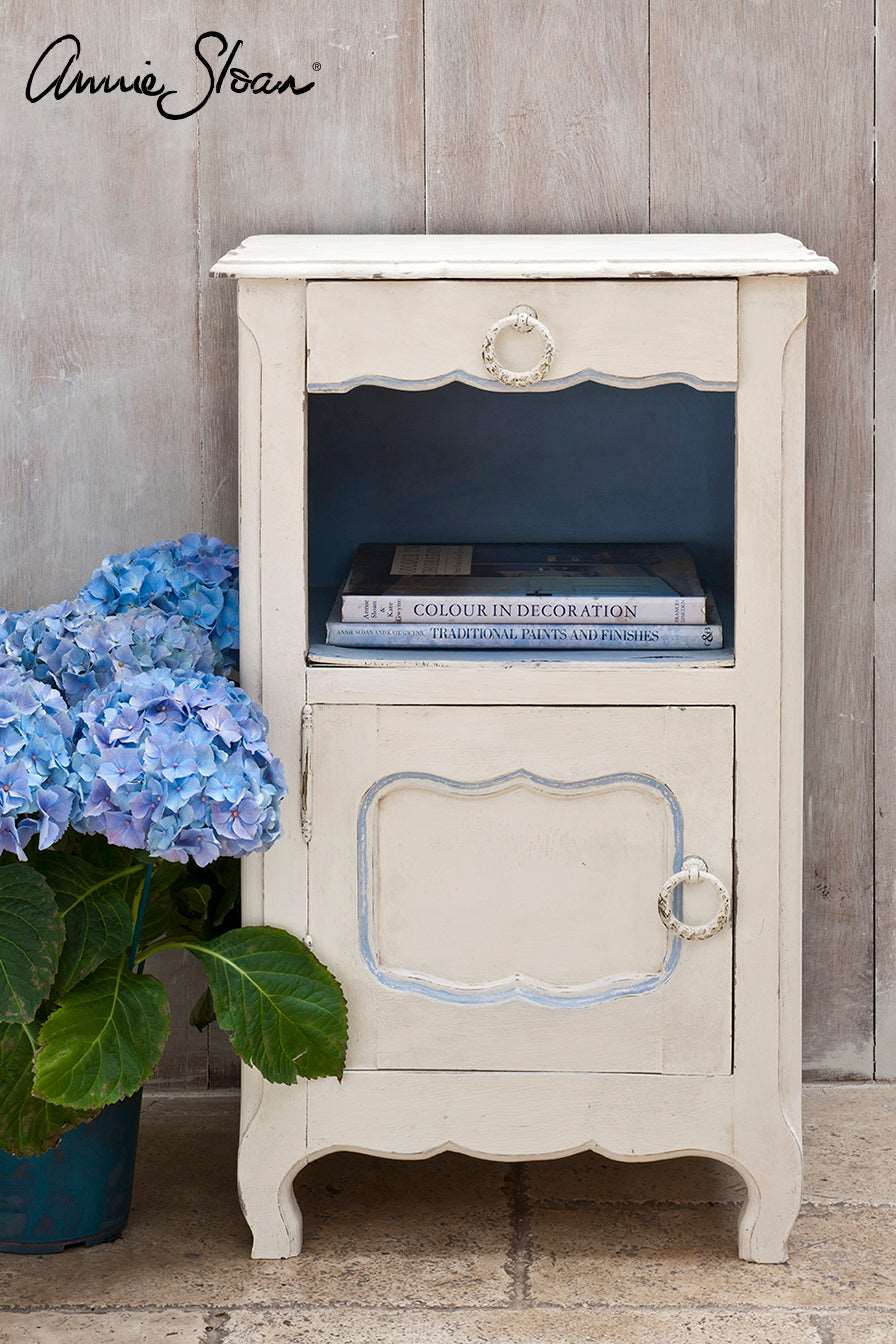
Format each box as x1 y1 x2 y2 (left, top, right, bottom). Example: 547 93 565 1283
308 704 734 1075
306 279 738 393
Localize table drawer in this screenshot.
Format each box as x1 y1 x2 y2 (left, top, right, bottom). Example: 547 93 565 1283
306 279 738 392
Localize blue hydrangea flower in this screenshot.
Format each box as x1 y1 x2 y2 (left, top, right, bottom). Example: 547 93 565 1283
77 534 239 676
0 602 215 707
0 666 75 859
69 669 285 866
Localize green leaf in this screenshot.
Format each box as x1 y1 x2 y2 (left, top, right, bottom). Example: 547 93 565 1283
187 928 347 1083
172 885 214 926
0 865 64 1023
30 853 135 997
34 959 170 1109
0 1022 91 1156
189 986 216 1031
204 858 241 931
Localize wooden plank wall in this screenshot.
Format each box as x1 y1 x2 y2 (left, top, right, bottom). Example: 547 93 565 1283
876 0 896 1080
648 1 876 1079
0 1 883 1081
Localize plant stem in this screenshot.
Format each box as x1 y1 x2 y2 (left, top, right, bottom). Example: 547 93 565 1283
128 862 154 971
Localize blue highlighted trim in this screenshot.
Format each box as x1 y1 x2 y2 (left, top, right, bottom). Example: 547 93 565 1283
356 769 685 1008
310 369 735 396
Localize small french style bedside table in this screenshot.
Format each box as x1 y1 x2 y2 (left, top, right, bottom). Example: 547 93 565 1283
211 234 836 1262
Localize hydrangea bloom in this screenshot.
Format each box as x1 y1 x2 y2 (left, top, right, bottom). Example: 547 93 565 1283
69 669 285 866
0 666 75 859
78 534 239 676
0 602 214 706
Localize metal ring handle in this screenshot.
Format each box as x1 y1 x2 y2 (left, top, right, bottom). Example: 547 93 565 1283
658 855 731 941
482 306 555 388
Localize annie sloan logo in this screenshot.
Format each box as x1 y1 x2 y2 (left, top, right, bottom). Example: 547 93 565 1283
26 32 319 120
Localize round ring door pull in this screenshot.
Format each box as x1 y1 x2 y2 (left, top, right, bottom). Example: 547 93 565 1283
658 855 731 941
481 306 555 387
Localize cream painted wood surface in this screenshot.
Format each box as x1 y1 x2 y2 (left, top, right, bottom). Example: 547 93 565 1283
227 244 810 1263
728 276 805 1259
306 1071 735 1158
2 3 878 1087
305 280 737 391
216 233 835 279
307 704 733 1076
233 277 310 1167
306 663 739 706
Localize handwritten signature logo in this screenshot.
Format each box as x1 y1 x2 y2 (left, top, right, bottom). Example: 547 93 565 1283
26 32 317 120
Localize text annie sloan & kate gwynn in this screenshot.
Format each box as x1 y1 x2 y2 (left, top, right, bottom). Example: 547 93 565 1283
25 32 317 119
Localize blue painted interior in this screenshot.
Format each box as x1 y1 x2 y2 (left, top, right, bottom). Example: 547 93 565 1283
307 381 736 619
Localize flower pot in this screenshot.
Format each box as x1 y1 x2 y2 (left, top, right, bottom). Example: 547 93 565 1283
0 1092 142 1253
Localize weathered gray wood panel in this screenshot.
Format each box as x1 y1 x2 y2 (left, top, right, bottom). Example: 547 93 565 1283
197 0 425 545
192 3 424 1086
149 951 210 1091
876 0 896 1080
1 3 211 1089
650 0 875 1078
0 2 201 610
1 3 425 1090
424 0 649 231
0 1 886 1085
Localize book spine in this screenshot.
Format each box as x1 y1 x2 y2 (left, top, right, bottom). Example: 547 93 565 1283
340 593 706 625
327 619 722 650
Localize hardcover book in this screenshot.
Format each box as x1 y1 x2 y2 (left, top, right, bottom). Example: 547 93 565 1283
339 543 707 625
327 595 723 650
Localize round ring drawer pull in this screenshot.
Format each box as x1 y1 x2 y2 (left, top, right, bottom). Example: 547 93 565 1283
482 305 555 387
658 855 731 941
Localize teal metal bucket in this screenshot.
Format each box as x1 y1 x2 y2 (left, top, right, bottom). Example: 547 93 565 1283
0 1092 142 1253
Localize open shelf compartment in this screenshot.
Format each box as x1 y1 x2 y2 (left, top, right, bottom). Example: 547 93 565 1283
306 381 736 669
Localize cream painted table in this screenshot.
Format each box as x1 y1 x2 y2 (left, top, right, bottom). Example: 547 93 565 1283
212 234 836 1262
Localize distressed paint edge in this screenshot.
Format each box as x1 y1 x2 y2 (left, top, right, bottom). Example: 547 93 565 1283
213 261 837 280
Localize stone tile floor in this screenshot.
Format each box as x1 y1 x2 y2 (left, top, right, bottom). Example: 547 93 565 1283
1 1085 894 1342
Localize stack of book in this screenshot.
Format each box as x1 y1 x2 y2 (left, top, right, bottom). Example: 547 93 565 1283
325 543 722 651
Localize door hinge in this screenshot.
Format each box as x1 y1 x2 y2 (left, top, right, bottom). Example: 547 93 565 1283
300 703 313 844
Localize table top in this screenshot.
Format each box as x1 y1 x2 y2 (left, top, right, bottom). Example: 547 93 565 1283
211 233 837 280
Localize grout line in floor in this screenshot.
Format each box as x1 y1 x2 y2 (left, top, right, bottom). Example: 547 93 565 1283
502 1162 534 1304
516 1195 896 1211
5 1303 896 1318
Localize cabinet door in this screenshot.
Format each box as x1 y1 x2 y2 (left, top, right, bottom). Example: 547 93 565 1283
308 705 733 1075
